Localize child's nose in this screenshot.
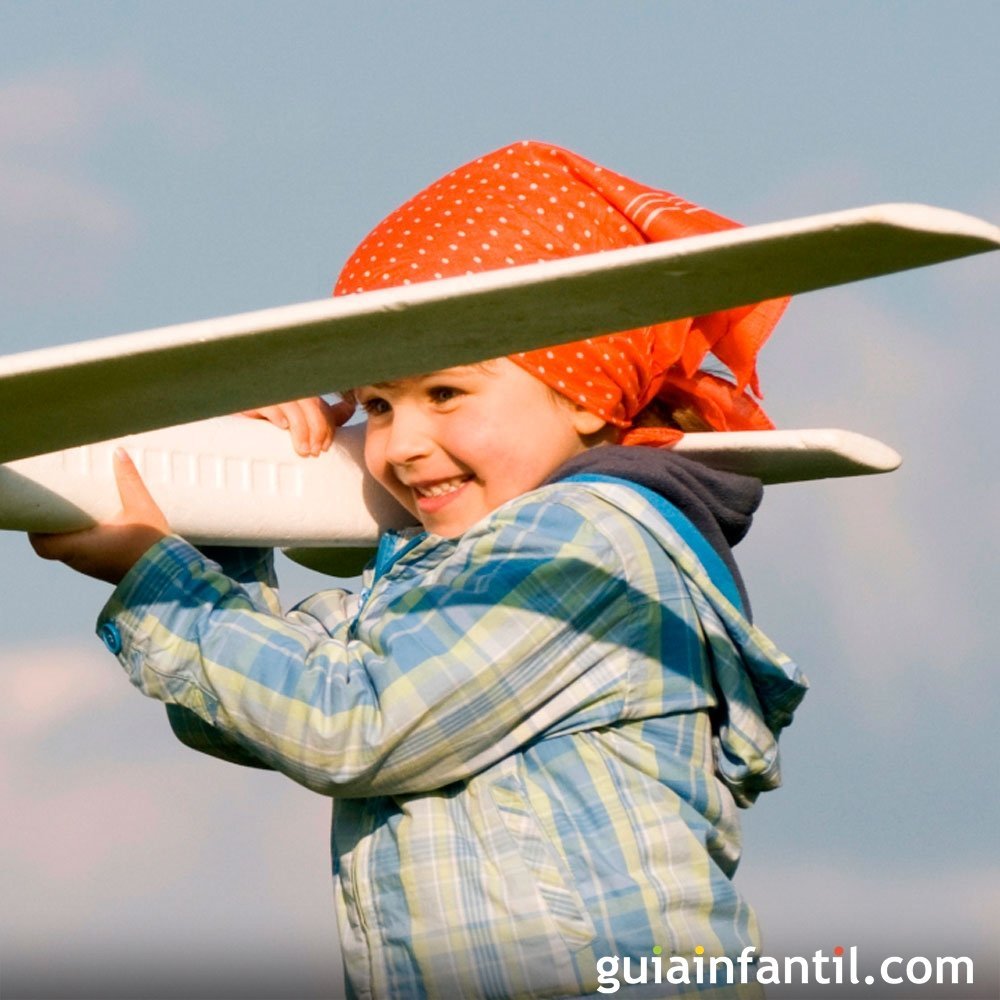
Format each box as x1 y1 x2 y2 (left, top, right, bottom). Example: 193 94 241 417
383 412 434 466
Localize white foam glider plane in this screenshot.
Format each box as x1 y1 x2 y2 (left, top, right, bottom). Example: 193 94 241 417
1 203 997 575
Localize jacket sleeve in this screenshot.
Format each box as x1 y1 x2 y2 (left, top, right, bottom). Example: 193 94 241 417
162 546 282 769
97 494 652 798
166 703 275 769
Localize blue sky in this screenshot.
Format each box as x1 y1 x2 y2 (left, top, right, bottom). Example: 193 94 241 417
1 2 997 997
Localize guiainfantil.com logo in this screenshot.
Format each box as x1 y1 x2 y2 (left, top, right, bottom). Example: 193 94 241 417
595 944 975 992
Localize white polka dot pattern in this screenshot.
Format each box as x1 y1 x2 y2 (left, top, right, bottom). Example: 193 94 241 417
335 141 788 436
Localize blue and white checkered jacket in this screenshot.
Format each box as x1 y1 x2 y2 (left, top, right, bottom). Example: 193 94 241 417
98 473 806 999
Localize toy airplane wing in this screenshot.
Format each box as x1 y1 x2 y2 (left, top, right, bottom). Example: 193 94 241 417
0 202 996 568
1 202 997 464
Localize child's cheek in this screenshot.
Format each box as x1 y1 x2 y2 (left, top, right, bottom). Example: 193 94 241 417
363 429 396 491
362 430 380 480
455 424 517 487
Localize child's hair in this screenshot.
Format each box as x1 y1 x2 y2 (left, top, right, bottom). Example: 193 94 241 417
335 140 787 445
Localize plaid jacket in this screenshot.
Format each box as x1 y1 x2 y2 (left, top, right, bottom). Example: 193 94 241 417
98 476 807 999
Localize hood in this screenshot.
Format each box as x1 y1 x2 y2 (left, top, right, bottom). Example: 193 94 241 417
549 448 806 806
547 445 762 618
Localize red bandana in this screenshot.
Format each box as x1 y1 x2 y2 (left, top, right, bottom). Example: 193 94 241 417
335 141 787 443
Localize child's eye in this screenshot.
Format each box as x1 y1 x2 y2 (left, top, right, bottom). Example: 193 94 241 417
360 396 390 417
428 385 461 405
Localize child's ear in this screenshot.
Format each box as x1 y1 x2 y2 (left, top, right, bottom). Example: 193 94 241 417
568 404 609 437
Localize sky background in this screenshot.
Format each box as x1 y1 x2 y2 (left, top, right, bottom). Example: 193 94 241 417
1 2 997 998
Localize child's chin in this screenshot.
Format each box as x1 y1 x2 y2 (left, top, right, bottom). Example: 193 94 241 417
419 516 468 539
418 505 485 539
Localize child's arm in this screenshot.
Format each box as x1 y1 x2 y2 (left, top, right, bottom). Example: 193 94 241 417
90 482 643 798
31 398 356 769
29 452 279 767
164 544 282 769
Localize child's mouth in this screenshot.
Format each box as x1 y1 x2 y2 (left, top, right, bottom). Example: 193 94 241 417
412 476 472 511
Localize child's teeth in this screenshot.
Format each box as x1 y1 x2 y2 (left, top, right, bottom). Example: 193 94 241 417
419 479 464 497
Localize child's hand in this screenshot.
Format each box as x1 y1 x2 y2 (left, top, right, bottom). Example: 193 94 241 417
241 396 354 457
29 449 169 585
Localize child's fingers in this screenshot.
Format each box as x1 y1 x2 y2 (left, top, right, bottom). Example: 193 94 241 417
242 396 354 456
29 527 102 570
113 449 169 530
30 520 165 585
279 403 314 456
281 398 340 455
242 405 289 429
28 529 73 562
113 448 153 508
302 399 336 454
28 452 168 584
240 402 313 454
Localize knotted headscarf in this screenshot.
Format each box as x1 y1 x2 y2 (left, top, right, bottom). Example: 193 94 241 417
335 140 788 444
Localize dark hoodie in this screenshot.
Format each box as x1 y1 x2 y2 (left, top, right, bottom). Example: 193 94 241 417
547 446 762 619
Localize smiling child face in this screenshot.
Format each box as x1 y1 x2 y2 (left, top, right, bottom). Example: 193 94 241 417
356 359 608 538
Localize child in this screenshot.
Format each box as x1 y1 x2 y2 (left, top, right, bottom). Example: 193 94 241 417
32 141 807 999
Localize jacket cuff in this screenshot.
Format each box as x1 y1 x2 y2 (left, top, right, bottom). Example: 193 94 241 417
95 534 208 658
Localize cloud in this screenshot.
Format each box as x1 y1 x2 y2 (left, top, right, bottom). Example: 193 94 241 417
0 164 135 302
0 60 217 303
0 639 339 982
0 159 130 233
0 643 192 883
0 643 182 892
0 63 143 148
0 60 217 153
0 641 126 738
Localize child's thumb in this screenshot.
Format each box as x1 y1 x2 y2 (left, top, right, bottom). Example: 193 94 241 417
113 448 160 519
